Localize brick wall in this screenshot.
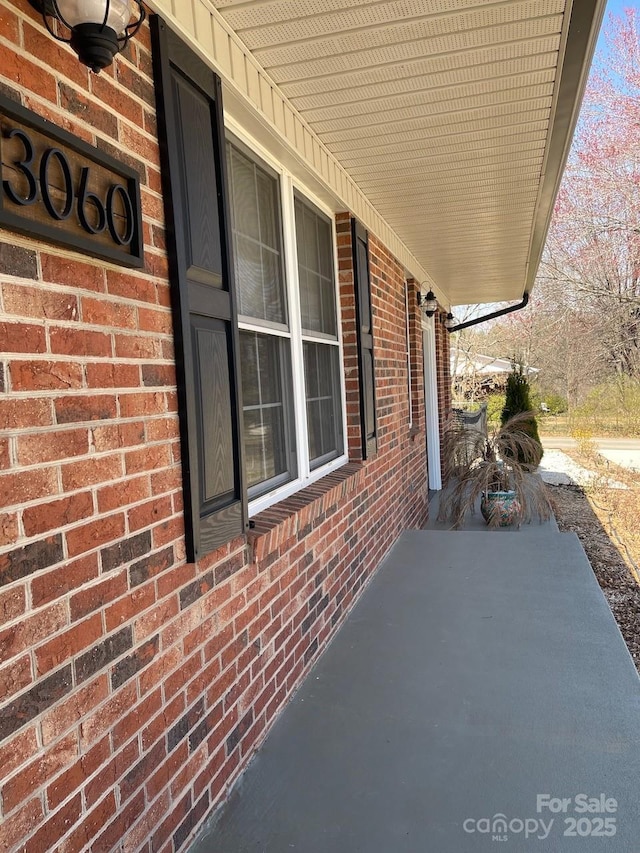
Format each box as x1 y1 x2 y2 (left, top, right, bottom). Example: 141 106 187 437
0 4 430 851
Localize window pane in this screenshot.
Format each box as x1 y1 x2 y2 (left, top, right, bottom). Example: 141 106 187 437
240 331 295 490
295 197 336 336
303 342 344 466
227 143 286 325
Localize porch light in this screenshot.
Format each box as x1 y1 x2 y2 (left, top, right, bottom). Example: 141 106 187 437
417 289 438 318
28 0 145 73
444 312 456 330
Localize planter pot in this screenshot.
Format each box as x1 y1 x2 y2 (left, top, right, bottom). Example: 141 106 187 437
480 490 521 527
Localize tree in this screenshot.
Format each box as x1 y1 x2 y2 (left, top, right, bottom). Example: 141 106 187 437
501 363 542 467
454 10 640 412
538 9 640 381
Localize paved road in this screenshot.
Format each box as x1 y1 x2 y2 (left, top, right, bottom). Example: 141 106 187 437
541 436 640 472
541 436 640 451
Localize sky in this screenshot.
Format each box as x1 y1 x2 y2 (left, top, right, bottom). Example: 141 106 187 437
597 0 638 54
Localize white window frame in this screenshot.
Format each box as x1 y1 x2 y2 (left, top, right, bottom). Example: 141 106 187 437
225 118 349 518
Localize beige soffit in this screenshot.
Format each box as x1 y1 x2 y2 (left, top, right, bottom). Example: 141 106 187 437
148 0 605 307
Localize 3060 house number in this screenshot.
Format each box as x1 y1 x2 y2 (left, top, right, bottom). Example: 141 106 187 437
0 94 142 268
3 127 135 245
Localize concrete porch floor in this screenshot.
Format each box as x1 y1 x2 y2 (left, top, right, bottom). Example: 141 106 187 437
190 528 640 852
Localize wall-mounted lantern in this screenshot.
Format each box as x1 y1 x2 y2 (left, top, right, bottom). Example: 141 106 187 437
417 288 438 318
28 0 146 73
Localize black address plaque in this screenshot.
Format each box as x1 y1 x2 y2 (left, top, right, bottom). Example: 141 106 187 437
0 94 143 268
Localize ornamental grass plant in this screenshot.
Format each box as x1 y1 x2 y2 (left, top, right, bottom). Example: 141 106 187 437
438 411 553 529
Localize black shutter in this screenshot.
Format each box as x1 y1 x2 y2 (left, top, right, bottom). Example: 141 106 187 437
351 219 377 458
151 17 247 561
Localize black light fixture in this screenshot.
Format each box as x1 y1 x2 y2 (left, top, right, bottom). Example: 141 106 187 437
29 0 146 73
417 288 438 318
444 311 456 330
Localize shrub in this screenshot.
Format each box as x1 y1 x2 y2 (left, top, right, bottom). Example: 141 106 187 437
501 364 542 466
486 393 506 427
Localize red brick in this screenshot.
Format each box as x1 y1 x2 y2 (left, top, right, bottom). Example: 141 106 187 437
152 515 185 549
0 512 19 547
131 596 177 648
1 732 77 814
59 81 118 137
23 21 89 88
0 467 58 507
97 475 151 513
41 675 109 745
112 688 162 751
0 585 26 627
0 438 9 470
127 495 173 532
114 333 163 359
36 614 103 676
22 491 94 537
0 797 45 850
21 95 94 143
10 359 83 392
150 465 182 496
61 454 123 490
122 790 170 853
40 254 105 292
79 681 137 749
0 398 52 430
82 296 138 329
152 555 192 600
50 326 112 357
84 740 138 808
70 571 128 621
57 792 117 853
91 73 144 126
125 444 172 475
104 583 156 632
0 726 39 782
46 737 110 811
140 363 175 387
119 391 166 418
0 321 46 353
2 44 57 99
31 553 99 608
17 429 89 466
55 394 117 424
65 513 126 558
91 421 145 452
138 307 173 335
0 4 19 42
106 270 157 304
95 789 145 852
0 654 32 703
25 792 82 851
144 252 169 280
144 417 179 442
2 283 79 321
0 602 67 663
86 362 140 388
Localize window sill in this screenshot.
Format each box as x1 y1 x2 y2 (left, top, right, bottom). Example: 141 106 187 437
248 461 364 564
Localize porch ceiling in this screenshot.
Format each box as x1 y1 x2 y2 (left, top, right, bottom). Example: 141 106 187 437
212 0 604 306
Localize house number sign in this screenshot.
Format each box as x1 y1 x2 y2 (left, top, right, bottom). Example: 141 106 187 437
0 94 143 268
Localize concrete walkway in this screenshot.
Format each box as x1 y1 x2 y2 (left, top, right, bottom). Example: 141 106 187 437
189 530 640 852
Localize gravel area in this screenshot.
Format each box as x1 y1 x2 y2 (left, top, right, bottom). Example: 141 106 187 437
540 449 627 489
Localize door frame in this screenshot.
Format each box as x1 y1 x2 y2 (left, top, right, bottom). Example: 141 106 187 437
422 319 442 490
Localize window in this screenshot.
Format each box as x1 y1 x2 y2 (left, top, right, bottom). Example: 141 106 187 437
226 136 346 514
296 195 344 468
227 141 296 499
